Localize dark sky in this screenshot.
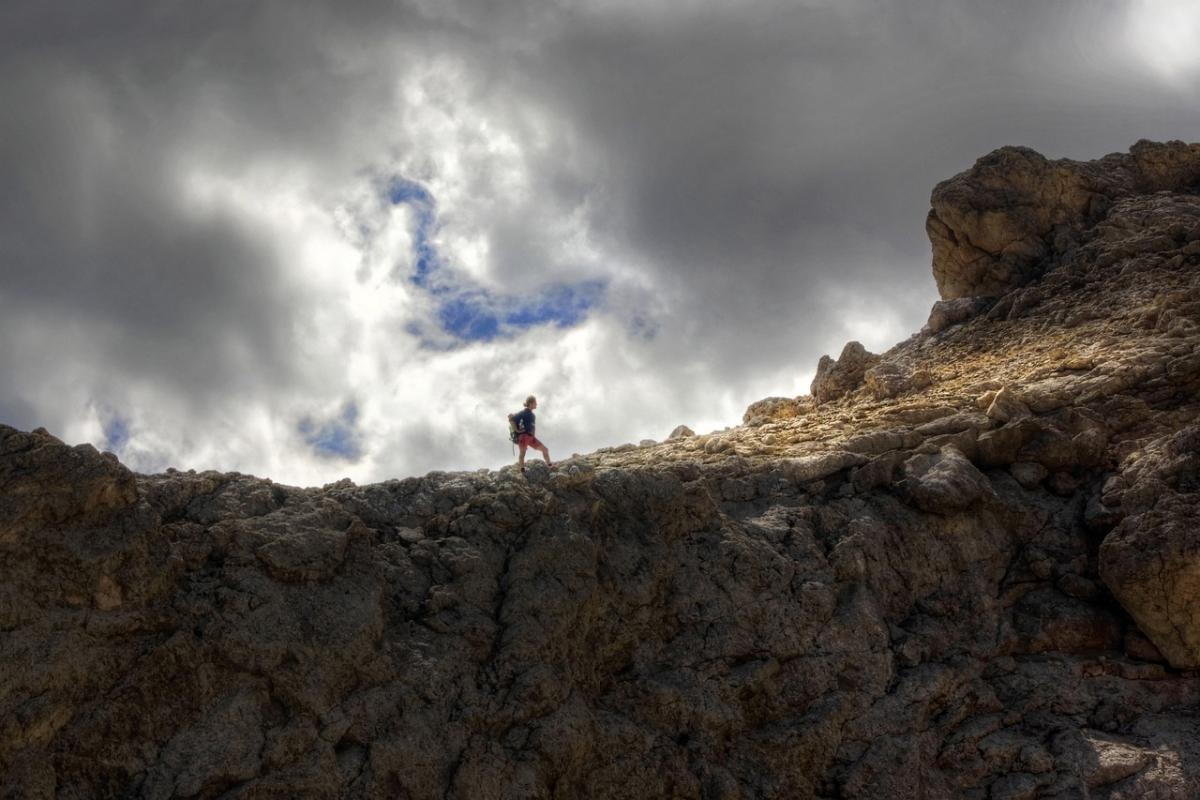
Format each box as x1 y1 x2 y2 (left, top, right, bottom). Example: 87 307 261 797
3 0 1198 483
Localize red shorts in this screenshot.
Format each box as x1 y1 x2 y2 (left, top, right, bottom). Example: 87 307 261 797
516 434 544 449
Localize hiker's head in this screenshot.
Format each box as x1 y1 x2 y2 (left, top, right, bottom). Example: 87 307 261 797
524 395 537 409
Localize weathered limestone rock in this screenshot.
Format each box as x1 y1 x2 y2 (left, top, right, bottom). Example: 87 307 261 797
667 424 695 439
916 411 993 437
926 297 990 333
1051 729 1157 790
900 445 994 513
811 341 878 404
784 450 867 482
1100 425 1200 668
0 426 138 542
842 430 905 456
928 139 1200 299
863 362 932 400
1009 461 1048 489
986 386 1032 423
142 689 268 799
977 418 1045 467
1101 501 1200 668
252 517 354 584
741 396 811 425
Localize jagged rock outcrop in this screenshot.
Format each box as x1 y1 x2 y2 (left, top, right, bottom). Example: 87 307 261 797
928 138 1200 301
3 140 1200 799
862 361 932 401
667 424 696 439
1 427 138 544
810 341 878 405
925 297 990 334
742 396 813 426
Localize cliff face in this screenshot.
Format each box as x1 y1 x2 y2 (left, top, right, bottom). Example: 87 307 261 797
3 141 1200 799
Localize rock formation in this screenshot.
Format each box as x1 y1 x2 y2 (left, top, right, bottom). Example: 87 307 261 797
3 140 1200 798
810 341 878 405
927 139 1200 300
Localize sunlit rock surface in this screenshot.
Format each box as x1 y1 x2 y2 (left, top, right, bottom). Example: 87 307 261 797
3 140 1200 798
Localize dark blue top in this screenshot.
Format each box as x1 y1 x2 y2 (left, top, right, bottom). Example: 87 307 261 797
512 408 535 436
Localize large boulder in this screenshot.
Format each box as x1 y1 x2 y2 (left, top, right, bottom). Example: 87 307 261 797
1099 426 1200 667
863 362 932 400
925 297 990 334
899 445 994 514
1101 497 1200 668
811 341 878 405
742 396 811 426
666 424 695 439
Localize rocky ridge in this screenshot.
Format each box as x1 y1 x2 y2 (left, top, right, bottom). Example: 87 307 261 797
3 141 1200 798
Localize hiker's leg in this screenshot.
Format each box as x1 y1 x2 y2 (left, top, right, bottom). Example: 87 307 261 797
518 441 528 470
537 442 551 465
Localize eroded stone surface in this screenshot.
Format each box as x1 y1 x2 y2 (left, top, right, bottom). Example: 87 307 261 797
0 426 138 542
928 139 1200 300
811 341 878 405
1100 425 1200 668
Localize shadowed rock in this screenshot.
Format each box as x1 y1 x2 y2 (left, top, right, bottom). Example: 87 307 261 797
1100 425 1200 668
0 427 138 542
811 340 878 405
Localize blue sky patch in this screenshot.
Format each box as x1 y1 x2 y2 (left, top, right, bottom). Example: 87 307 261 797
387 177 608 345
388 178 441 289
503 280 607 329
437 293 501 341
299 401 363 461
102 415 130 454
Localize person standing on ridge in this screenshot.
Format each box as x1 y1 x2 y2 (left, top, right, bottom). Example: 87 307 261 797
510 395 552 473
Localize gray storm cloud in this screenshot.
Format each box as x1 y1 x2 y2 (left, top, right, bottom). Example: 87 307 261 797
2 0 1198 482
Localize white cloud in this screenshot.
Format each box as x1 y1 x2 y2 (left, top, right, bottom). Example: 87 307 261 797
5 1 1200 486
1123 0 1200 84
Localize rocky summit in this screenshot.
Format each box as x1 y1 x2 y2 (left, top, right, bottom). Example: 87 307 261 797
4 140 1200 799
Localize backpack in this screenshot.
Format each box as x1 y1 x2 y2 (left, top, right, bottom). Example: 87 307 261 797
507 413 523 443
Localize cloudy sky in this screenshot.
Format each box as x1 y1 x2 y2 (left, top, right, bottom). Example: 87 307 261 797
3 0 1199 485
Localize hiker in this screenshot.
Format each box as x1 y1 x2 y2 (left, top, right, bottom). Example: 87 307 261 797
509 395 551 472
